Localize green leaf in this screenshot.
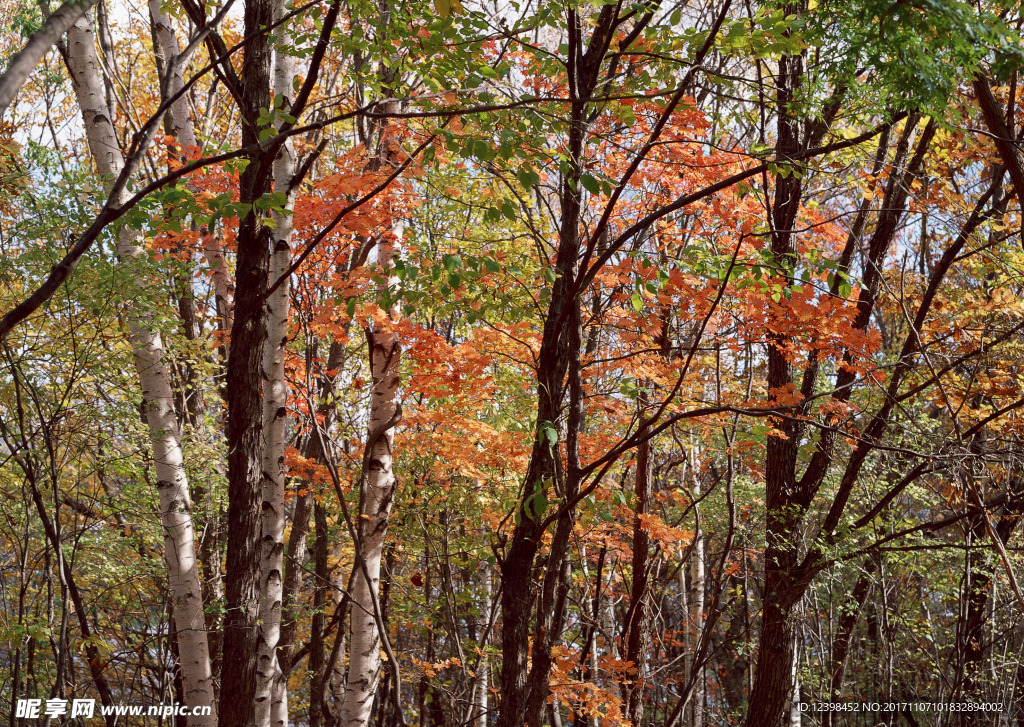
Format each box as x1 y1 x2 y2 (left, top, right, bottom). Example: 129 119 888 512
474 140 494 161
525 486 548 521
538 420 558 447
580 174 600 195
517 168 540 191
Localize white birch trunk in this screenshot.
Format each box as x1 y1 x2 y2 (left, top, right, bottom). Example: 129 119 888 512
65 14 216 724
788 630 801 727
328 565 348 715
147 5 225 694
470 565 491 727
202 232 235 345
472 655 489 727
0 0 96 116
339 211 403 727
155 1 233 358
255 8 298 723
150 0 234 349
147 0 195 152
690 473 706 727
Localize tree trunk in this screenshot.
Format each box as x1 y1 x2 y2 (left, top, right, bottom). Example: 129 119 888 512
746 31 807 726
748 112 937 727
689 472 706 727
624 427 653 727
63 15 216 723
202 231 235 354
469 565 491 727
973 75 1024 207
955 508 1020 725
328 564 349 718
0 0 96 116
720 572 749 719
256 1 299 721
310 500 330 727
495 8 619 725
787 627 801 727
219 0 275 717
339 209 404 727
147 0 225 687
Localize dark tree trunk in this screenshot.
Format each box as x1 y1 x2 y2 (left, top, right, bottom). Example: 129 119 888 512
955 509 1020 725
218 0 275 718
310 501 329 727
495 7 614 724
721 573 750 718
624 420 653 726
747 34 807 727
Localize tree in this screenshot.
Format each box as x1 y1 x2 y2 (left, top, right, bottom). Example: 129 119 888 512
60 8 217 720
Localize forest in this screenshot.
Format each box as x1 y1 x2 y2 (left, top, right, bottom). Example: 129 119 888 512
1 0 1023 724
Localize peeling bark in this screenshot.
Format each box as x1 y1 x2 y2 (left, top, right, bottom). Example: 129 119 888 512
0 0 96 117
256 3 299 722
147 0 225 687
63 13 216 723
339 213 403 727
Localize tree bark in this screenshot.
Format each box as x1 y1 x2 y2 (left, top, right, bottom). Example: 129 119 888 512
337 20 406 711
202 231 236 354
256 1 299 721
973 76 1024 206
469 565 492 727
310 499 330 727
955 507 1020 724
219 0 276 717
63 14 217 723
147 0 225 687
689 499 706 727
747 111 940 727
747 20 809 724
339 206 404 727
496 8 607 724
624 418 653 726
0 0 96 116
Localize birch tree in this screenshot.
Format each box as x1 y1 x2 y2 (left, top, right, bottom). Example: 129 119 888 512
256 1 300 721
0 0 96 117
61 10 217 722
339 102 405 727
